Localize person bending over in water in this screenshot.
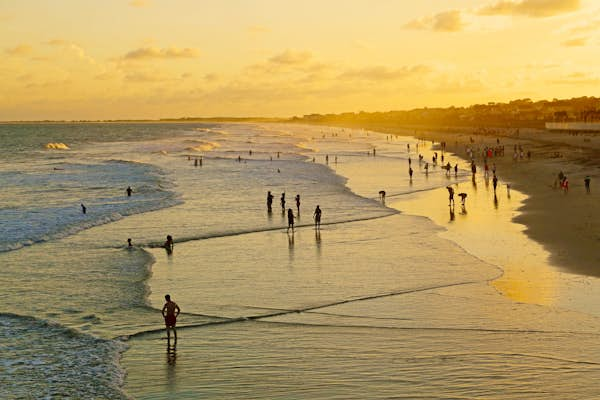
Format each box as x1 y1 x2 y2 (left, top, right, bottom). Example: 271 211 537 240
313 205 322 230
164 235 174 254
162 294 180 340
458 193 467 205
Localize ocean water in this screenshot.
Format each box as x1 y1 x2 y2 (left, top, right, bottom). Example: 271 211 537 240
2 122 600 399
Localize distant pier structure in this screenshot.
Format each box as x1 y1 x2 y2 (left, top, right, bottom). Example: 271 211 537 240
545 122 600 132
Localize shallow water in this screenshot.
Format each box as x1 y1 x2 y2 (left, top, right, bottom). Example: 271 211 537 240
2 122 600 398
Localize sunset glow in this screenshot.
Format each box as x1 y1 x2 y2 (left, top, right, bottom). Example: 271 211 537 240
1 0 599 120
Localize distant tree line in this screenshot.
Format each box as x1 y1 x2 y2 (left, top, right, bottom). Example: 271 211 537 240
291 96 600 129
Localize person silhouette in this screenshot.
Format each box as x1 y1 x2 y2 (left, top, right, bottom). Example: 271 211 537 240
287 208 295 232
266 191 274 212
313 205 322 229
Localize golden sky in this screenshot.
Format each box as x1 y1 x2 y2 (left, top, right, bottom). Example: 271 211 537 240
1 0 599 120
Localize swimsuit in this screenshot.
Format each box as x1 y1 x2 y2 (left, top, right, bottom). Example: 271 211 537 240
164 315 177 327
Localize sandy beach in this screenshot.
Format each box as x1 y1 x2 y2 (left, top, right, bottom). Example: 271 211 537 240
308 122 600 279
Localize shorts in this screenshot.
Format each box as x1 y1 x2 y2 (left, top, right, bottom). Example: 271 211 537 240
164 315 177 327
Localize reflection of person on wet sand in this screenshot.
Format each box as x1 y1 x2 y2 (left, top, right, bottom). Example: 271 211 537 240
449 204 455 221
162 294 180 341
166 339 177 366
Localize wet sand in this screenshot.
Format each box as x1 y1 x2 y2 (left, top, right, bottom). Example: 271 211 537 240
411 127 600 278
316 123 600 278
122 123 600 398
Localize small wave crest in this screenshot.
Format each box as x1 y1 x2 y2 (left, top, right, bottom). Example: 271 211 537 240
186 140 221 152
45 142 70 150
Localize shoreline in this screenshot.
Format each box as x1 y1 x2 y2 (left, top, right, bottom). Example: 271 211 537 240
292 121 600 279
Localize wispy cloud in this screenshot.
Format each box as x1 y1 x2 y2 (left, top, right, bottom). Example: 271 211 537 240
561 37 587 46
478 0 580 18
44 39 95 64
339 65 430 81
268 50 312 65
404 10 465 32
565 17 600 35
5 44 32 56
129 0 151 8
247 25 270 34
122 47 199 60
124 71 169 83
549 71 600 84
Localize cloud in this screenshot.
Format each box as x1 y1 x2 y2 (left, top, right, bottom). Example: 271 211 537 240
404 10 465 32
42 39 96 64
478 0 581 18
245 50 315 75
268 50 312 65
561 37 587 46
339 65 430 81
549 71 600 84
124 71 169 82
247 25 270 34
5 44 32 56
203 73 219 82
122 47 199 60
565 18 600 35
129 0 151 7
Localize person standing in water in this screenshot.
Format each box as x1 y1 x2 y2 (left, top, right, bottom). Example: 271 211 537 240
295 194 301 215
446 186 455 206
81 204 87 214
162 294 180 340
584 176 591 193
126 186 133 197
313 205 322 230
280 193 286 211
127 238 133 248
266 191 274 212
287 208 295 232
492 174 498 192
164 235 174 254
